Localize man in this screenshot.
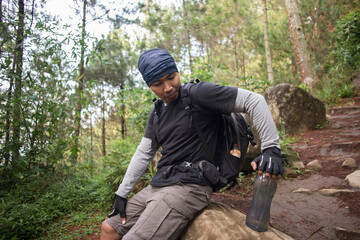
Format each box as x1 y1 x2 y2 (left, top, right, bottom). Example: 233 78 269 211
101 48 283 240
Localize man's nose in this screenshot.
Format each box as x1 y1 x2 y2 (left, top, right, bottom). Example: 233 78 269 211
164 81 172 92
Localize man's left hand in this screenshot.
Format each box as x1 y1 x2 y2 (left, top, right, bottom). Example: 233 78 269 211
251 147 283 179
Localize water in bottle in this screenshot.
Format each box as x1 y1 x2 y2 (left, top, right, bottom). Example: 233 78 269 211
246 173 277 232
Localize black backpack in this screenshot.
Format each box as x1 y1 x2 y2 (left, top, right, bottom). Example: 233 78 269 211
181 80 256 191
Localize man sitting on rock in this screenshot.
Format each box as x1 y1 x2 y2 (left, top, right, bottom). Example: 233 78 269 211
101 48 284 240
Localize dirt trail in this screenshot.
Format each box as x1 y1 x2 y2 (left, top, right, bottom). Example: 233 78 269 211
213 96 360 239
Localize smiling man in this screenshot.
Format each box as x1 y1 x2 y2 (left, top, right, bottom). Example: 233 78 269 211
101 48 283 240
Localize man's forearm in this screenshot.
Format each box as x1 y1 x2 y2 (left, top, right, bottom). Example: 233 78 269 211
233 88 280 151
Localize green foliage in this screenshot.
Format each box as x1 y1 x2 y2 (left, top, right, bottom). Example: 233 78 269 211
103 136 138 191
337 82 357 98
278 126 299 149
0 172 112 240
119 85 154 135
190 56 227 83
239 76 272 94
331 10 360 75
314 78 358 104
297 83 310 92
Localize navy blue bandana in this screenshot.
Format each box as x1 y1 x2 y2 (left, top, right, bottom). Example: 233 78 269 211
138 48 178 87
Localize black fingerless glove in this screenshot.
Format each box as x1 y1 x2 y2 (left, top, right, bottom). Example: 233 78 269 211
107 194 127 219
252 147 284 175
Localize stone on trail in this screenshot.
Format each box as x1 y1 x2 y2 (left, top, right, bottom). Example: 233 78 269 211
335 227 360 240
283 166 299 178
265 83 326 134
180 202 294 240
291 188 312 194
306 160 322 172
345 170 360 188
342 158 357 169
318 188 355 197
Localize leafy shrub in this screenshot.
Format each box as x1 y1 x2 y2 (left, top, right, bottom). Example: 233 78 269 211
337 82 357 98
239 75 272 94
331 10 360 75
0 173 112 239
103 136 138 191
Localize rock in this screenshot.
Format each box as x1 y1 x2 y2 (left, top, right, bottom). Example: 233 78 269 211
318 188 355 197
283 166 299 178
292 188 312 194
180 202 294 240
342 158 357 169
345 170 360 188
355 142 360 151
331 122 342 129
282 145 302 167
306 160 322 172
293 161 305 169
265 83 326 134
335 227 360 240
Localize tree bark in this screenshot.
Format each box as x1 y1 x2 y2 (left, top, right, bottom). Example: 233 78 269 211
120 104 126 140
146 0 152 42
120 83 126 139
12 0 25 162
263 0 274 83
183 0 193 75
4 70 14 165
284 0 315 90
90 114 93 163
101 94 106 157
72 0 87 162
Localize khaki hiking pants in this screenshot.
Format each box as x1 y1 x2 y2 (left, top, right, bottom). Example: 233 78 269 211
105 183 212 240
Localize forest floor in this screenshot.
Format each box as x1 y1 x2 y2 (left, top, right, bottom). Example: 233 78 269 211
82 96 360 240
212 95 360 240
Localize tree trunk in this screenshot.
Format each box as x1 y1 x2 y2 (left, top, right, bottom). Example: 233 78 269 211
119 83 126 139
182 0 193 75
4 70 14 165
0 0 3 57
284 0 315 90
12 0 25 162
233 0 239 79
90 114 93 163
233 36 239 78
146 0 152 42
263 0 274 83
121 104 126 140
72 0 87 162
101 94 106 157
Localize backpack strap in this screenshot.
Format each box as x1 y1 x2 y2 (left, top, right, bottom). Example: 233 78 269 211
152 98 163 144
181 79 216 165
181 79 199 128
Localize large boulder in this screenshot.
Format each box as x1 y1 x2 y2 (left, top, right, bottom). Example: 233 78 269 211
265 83 326 134
180 202 294 240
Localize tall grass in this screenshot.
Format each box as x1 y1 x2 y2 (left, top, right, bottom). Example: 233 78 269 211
0 170 113 239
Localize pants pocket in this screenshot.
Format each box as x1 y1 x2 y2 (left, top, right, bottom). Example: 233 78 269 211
133 195 188 240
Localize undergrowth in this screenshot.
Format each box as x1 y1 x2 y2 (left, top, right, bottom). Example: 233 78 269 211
0 169 113 240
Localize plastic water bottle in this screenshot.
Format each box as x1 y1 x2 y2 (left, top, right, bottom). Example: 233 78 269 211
230 144 241 158
246 173 277 232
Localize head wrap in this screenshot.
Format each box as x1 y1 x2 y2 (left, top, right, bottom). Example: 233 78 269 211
138 48 178 87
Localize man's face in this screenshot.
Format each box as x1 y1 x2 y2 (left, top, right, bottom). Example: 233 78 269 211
150 72 181 104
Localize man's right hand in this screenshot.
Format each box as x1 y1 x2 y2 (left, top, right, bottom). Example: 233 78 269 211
107 194 127 224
